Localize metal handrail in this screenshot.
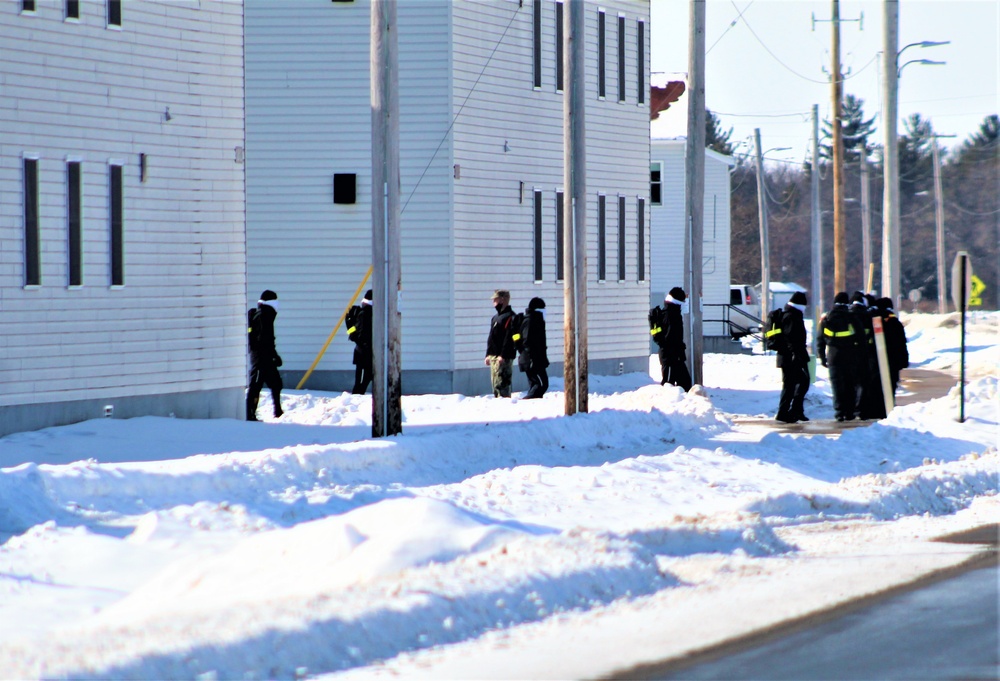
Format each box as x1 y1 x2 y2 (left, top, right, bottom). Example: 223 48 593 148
703 303 764 343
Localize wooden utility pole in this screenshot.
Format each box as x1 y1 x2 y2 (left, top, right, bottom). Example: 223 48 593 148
563 0 588 415
831 0 846 294
810 104 823 350
753 129 770 314
371 0 402 437
881 0 901 306
931 133 956 313
684 0 706 385
860 154 872 291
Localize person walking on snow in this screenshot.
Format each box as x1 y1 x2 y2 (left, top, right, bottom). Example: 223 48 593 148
517 297 549 399
247 289 283 421
351 289 374 395
817 291 860 422
774 290 811 424
485 289 517 398
876 296 909 396
649 287 692 391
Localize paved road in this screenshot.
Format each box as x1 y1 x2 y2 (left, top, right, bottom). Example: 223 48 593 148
612 526 999 681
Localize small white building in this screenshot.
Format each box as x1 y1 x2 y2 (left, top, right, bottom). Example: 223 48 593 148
245 0 653 395
649 138 735 340
0 2 247 436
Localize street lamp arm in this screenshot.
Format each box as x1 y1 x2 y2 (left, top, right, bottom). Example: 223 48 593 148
896 40 950 65
898 58 946 77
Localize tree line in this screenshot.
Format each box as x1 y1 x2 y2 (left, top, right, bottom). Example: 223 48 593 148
708 102 999 311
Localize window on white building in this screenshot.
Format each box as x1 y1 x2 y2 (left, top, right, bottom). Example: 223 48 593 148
68 162 82 286
22 0 36 13
533 0 542 89
23 158 40 286
617 194 626 281
66 0 79 20
597 194 606 281
555 2 563 92
555 191 564 281
617 15 626 102
637 20 645 104
637 197 646 281
650 162 662 205
108 0 121 28
597 10 606 99
533 190 543 281
109 164 124 285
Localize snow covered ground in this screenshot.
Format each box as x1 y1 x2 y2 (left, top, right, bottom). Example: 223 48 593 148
0 312 996 680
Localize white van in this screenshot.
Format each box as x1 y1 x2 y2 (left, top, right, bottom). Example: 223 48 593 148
729 284 761 338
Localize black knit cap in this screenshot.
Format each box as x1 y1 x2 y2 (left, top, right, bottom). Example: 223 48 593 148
834 291 850 305
364 289 373 300
876 297 893 310
850 291 866 304
260 290 277 301
789 291 807 306
668 286 687 302
528 297 546 310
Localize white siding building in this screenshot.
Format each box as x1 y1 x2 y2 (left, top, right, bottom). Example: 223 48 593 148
649 138 734 340
245 0 652 394
0 1 246 437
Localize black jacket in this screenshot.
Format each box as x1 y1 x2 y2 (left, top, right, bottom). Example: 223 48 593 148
661 302 686 355
517 308 549 371
817 304 858 364
487 305 517 360
881 312 909 372
777 304 808 366
249 303 280 368
353 303 373 366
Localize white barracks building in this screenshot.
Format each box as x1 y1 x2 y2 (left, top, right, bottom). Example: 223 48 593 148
244 0 653 394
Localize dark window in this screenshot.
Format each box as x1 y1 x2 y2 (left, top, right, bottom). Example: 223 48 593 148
637 197 645 281
68 162 82 286
108 0 121 27
597 194 606 281
597 10 606 98
109 164 123 285
533 0 542 88
533 190 544 281
333 173 356 204
22 0 36 12
650 162 662 205
618 195 626 280
66 0 79 19
555 191 564 281
24 159 40 286
637 20 645 104
730 288 742 305
618 15 626 102
555 2 564 92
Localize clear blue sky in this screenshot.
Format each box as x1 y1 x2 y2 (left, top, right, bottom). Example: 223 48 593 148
650 0 999 164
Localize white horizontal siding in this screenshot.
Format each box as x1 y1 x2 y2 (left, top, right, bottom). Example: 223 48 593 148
0 1 246 408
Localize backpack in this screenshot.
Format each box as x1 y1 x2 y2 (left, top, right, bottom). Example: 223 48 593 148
345 305 363 344
648 306 666 345
247 307 262 352
763 308 787 352
510 312 526 352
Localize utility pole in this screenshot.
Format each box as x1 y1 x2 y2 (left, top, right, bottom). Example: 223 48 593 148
810 104 823 351
754 129 770 315
931 132 956 313
371 0 402 437
881 0 901 306
860 154 872 291
563 0 588 415
685 0 706 385
830 0 846 294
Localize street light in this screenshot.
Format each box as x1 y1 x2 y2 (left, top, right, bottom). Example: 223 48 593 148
882 27 949 306
898 58 946 77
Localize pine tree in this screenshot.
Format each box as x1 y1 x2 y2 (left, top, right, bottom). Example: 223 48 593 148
821 94 878 163
705 109 735 156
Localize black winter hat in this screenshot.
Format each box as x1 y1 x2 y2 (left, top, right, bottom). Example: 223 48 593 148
789 291 807 306
834 291 850 305
668 286 687 302
876 297 893 311
528 297 546 310
364 289 373 300
260 290 278 301
851 291 867 304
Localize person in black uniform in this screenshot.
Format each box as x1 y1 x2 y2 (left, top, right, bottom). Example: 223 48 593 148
517 297 549 399
774 291 810 423
247 289 283 421
851 291 885 420
650 287 692 391
351 290 374 395
876 297 909 396
817 291 860 422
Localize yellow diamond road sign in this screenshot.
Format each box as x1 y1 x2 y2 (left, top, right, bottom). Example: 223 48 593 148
969 274 986 307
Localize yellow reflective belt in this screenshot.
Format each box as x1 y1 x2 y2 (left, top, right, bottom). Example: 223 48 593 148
347 326 357 335
765 328 782 338
650 326 662 336
512 333 521 342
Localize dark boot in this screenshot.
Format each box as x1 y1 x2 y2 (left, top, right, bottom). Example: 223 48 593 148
272 391 283 418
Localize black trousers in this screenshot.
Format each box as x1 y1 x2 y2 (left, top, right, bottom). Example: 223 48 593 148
826 347 856 420
524 365 549 399
777 357 810 420
659 347 692 391
352 345 373 395
247 362 283 420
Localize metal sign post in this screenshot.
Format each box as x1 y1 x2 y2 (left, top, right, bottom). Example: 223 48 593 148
950 251 971 423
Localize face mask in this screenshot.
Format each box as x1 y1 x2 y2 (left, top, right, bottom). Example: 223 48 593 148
495 303 504 313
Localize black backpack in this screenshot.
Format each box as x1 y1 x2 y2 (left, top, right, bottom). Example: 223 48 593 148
345 305 363 344
763 308 787 352
510 312 526 352
648 306 666 345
